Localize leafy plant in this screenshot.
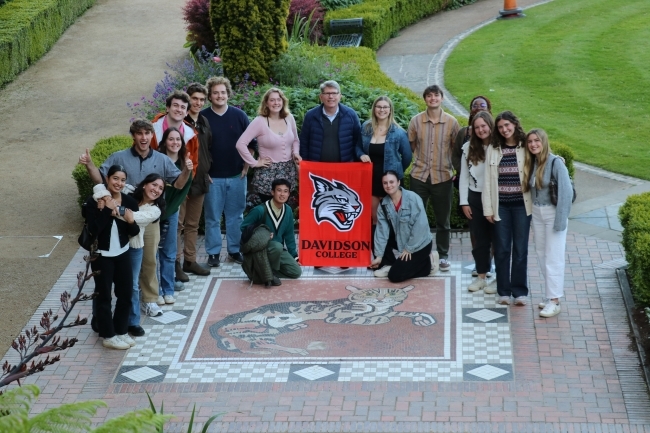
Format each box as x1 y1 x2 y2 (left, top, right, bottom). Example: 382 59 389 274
445 0 478 10
319 0 362 11
182 0 216 51
287 0 324 43
146 392 222 433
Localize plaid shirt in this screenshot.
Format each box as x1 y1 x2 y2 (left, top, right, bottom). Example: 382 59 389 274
407 109 459 184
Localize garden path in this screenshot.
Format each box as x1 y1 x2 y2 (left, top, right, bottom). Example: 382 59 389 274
0 0 189 351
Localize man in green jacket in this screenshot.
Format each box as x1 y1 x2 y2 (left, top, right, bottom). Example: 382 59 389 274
241 178 302 282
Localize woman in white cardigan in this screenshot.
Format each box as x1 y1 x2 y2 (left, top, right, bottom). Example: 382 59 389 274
459 111 496 294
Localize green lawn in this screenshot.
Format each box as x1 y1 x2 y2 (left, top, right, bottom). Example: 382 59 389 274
445 0 650 179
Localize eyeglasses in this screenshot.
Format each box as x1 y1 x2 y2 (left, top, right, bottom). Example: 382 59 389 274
375 106 391 111
321 92 340 96
472 102 488 108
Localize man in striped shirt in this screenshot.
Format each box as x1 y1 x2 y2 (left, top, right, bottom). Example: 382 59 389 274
407 85 459 272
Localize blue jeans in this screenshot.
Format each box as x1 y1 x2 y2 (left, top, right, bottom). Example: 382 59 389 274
158 210 179 296
204 176 246 255
128 247 143 326
493 202 531 298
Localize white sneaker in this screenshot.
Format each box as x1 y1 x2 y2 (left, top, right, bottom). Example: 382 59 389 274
141 302 163 317
484 280 497 294
156 295 165 306
117 334 136 347
373 266 391 278
429 251 439 275
498 296 511 305
538 298 550 309
540 301 561 317
102 335 130 350
163 295 176 304
468 278 487 292
439 258 450 272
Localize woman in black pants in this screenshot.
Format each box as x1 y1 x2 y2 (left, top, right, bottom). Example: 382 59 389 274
83 165 140 350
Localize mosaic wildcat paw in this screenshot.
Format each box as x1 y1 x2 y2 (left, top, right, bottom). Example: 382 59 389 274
412 313 436 326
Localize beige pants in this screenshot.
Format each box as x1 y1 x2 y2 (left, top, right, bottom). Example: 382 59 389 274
176 193 205 263
140 220 160 303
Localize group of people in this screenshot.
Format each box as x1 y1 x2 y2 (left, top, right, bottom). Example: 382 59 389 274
77 77 572 350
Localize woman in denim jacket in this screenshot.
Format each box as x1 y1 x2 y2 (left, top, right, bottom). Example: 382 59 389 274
357 96 412 228
371 171 433 282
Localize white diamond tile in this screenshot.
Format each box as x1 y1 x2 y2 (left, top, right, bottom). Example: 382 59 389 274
466 365 509 380
121 366 163 382
149 311 186 324
293 365 336 380
466 309 504 322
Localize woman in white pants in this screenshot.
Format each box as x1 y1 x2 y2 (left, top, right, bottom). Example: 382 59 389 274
523 129 573 317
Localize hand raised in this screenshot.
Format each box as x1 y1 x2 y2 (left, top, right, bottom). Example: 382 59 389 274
79 148 91 165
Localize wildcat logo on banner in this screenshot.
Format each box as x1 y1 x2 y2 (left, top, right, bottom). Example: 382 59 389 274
299 161 372 267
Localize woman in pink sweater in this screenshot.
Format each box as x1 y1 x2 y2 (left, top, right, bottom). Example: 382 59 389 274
236 87 301 204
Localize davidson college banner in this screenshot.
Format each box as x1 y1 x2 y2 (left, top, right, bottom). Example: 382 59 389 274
299 161 372 267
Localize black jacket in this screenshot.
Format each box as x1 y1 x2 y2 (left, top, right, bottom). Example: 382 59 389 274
82 193 139 251
185 113 213 196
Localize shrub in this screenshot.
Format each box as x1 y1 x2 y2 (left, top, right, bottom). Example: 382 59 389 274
0 0 97 87
72 135 132 207
619 192 650 306
287 0 325 44
446 0 478 10
211 0 291 83
551 141 575 178
320 0 362 11
324 0 447 50
182 0 216 51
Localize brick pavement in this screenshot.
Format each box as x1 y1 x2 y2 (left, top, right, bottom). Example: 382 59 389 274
4 230 650 432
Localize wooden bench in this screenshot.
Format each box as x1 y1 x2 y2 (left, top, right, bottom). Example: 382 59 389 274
327 18 363 48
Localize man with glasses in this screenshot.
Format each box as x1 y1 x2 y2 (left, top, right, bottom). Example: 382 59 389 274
299 80 362 163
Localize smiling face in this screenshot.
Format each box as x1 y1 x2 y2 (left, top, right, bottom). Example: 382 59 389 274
319 86 341 111
165 130 183 156
143 179 165 203
471 97 488 112
374 100 391 122
132 129 153 154
272 183 290 207
107 171 127 194
526 133 543 155
497 119 516 143
209 84 229 109
424 91 443 110
166 98 188 123
473 117 491 142
382 173 400 196
188 91 206 116
266 92 284 114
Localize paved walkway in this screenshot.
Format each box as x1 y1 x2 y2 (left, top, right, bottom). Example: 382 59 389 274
3 0 650 431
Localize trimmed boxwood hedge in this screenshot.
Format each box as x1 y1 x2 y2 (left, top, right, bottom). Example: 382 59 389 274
324 0 447 50
0 0 96 87
619 193 650 306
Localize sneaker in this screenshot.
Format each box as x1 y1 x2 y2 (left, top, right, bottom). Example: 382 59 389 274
471 268 478 277
373 266 391 278
163 295 176 304
497 296 511 305
156 295 165 306
538 298 550 309
439 258 450 272
468 278 487 292
540 301 561 318
141 302 163 317
175 260 189 282
486 268 493 278
207 254 220 267
183 260 210 276
229 252 244 264
264 276 282 288
484 280 497 294
174 280 185 292
102 335 130 350
117 334 136 347
514 296 527 306
429 251 439 275
128 325 145 337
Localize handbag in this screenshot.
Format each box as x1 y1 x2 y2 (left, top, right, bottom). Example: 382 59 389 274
78 223 96 251
549 158 577 206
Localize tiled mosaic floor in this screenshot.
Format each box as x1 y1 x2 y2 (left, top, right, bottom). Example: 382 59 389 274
113 246 513 385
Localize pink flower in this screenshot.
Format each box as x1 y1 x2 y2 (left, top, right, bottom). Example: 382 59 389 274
213 56 221 62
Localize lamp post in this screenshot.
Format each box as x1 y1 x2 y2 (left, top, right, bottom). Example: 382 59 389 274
498 0 525 19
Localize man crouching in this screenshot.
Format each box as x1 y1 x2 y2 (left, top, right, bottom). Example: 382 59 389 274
240 179 301 287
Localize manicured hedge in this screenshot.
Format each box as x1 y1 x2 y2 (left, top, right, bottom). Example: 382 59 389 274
72 135 132 207
324 0 447 50
0 0 96 87
552 142 575 179
619 193 650 306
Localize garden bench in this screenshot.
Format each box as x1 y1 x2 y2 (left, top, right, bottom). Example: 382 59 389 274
327 18 363 48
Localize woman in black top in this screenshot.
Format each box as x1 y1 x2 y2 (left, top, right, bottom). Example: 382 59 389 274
83 165 140 350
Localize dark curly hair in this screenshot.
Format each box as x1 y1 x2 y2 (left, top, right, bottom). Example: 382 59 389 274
492 111 526 148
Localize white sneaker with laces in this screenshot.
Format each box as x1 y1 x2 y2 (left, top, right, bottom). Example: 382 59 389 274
540 301 561 317
498 296 511 305
538 298 550 309
373 266 391 278
484 280 497 294
468 278 487 292
117 334 136 347
102 335 130 350
156 295 165 306
163 295 176 304
141 302 163 317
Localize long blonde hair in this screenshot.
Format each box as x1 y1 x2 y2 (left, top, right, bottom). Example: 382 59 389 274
523 128 551 192
364 95 399 134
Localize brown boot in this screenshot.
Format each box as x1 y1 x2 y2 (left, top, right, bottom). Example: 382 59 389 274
175 260 189 282
183 260 211 276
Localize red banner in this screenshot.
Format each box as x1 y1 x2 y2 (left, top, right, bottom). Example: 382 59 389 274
299 161 372 267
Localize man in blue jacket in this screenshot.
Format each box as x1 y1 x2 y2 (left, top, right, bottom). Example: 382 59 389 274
299 80 362 162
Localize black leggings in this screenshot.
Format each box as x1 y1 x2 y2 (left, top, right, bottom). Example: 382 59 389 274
91 251 133 338
380 226 432 283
